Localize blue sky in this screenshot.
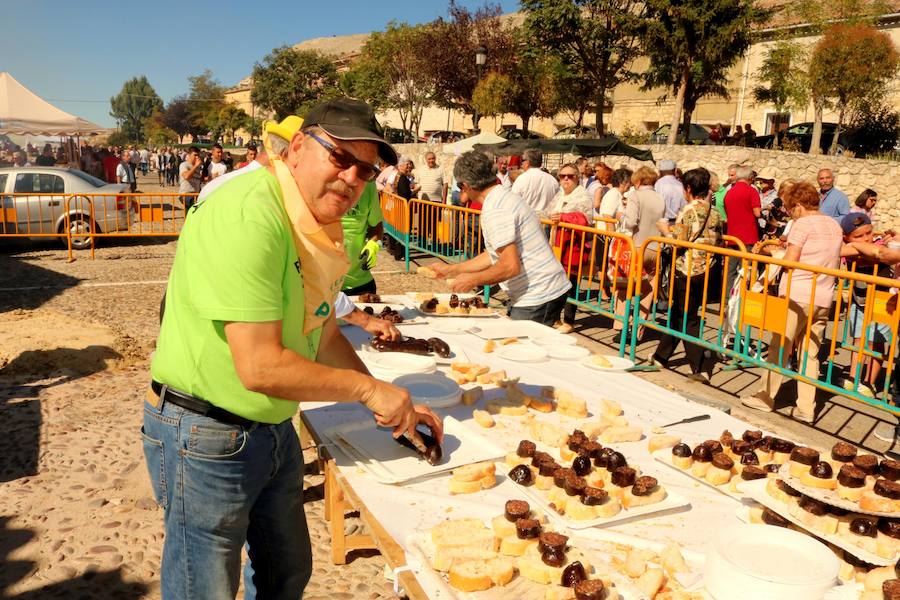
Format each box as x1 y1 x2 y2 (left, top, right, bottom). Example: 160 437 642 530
2 0 520 128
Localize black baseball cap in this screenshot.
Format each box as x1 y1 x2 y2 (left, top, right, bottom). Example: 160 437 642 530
303 97 398 166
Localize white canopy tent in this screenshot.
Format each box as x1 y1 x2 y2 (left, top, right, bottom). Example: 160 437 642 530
0 72 104 136
451 131 506 155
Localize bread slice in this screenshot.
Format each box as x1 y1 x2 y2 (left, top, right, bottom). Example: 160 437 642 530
448 556 515 591
449 473 496 494
622 485 667 509
452 462 496 483
431 519 495 552
477 370 507 385
486 396 528 416
461 386 483 406
483 339 496 353
648 434 681 453
528 419 567 448
557 393 588 418
600 426 643 443
451 362 489 376
432 546 496 572
417 266 438 278
635 568 666 597
499 534 538 556
518 544 593 586
526 395 555 413
447 371 467 385
473 409 495 428
599 397 623 417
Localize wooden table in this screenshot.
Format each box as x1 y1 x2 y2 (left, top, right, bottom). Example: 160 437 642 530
298 413 429 599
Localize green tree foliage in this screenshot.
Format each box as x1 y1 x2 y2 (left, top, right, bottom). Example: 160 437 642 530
143 110 178 146
850 97 900 156
251 46 340 121
159 96 194 142
109 76 162 142
245 117 263 139
641 0 768 145
751 41 809 146
809 24 900 154
188 70 227 139
472 72 510 121
521 0 647 135
218 104 249 144
417 1 516 131
344 22 432 135
550 59 597 128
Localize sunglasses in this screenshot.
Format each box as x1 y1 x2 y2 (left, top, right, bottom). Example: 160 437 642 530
307 132 380 181
558 173 578 180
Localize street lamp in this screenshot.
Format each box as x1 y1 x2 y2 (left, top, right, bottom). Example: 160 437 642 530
474 46 487 134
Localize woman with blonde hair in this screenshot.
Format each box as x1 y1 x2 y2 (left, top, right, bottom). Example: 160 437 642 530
741 180 843 422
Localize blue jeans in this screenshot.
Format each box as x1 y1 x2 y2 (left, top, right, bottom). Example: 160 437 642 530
141 399 312 600
507 292 569 327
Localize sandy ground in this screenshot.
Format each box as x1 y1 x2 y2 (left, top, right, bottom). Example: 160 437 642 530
1 171 897 599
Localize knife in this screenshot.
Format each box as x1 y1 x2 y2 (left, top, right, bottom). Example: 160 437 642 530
661 414 711 428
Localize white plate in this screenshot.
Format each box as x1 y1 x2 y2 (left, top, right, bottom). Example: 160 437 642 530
469 319 556 340
393 373 461 408
738 478 898 566
704 522 839 600
581 354 635 371
777 462 898 517
545 345 591 360
532 334 578 347
366 352 436 375
324 416 505 484
496 344 549 363
428 320 477 335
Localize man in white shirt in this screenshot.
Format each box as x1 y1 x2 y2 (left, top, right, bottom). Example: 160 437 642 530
416 151 446 202
654 159 686 222
431 151 570 326
511 148 559 214
205 143 227 184
496 157 511 190
116 154 136 192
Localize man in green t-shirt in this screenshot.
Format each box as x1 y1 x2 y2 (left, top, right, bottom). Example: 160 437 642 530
143 98 442 600
341 180 382 296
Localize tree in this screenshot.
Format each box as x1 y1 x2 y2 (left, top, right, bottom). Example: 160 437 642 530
109 76 162 142
788 0 890 155
808 24 900 155
550 59 596 128
245 116 264 140
218 104 249 144
159 96 194 142
751 41 809 147
521 0 647 135
850 97 900 156
642 0 769 145
344 22 433 136
500 45 559 133
143 110 178 146
188 70 226 139
472 72 511 122
251 46 340 121
417 1 516 131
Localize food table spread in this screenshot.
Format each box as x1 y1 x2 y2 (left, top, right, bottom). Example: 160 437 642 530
298 295 891 599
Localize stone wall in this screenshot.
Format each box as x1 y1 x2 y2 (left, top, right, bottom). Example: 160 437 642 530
393 142 900 231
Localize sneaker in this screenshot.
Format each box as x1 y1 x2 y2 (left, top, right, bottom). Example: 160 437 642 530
687 372 710 384
791 408 815 424
874 422 900 443
741 393 774 413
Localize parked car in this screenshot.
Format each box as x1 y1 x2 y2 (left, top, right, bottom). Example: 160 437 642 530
423 130 467 143
649 124 711 144
553 125 599 139
497 128 546 140
384 127 417 144
0 167 129 249
752 122 853 155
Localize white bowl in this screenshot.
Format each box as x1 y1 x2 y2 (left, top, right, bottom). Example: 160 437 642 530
704 524 839 600
392 373 461 408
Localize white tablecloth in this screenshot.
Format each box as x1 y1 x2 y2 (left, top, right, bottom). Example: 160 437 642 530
304 301 766 594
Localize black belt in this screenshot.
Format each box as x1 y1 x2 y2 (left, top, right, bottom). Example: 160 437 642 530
151 380 257 428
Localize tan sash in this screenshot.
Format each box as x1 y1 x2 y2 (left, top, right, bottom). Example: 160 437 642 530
271 159 348 334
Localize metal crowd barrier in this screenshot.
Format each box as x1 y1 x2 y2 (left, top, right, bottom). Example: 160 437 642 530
0 192 198 260
635 235 900 415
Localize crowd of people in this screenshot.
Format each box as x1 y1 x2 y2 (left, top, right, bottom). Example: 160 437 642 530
374 145 899 431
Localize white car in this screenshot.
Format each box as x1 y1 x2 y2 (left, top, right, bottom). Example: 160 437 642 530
0 167 129 249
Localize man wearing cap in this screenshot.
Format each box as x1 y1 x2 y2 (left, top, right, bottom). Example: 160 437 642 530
143 97 442 599
654 159 686 222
